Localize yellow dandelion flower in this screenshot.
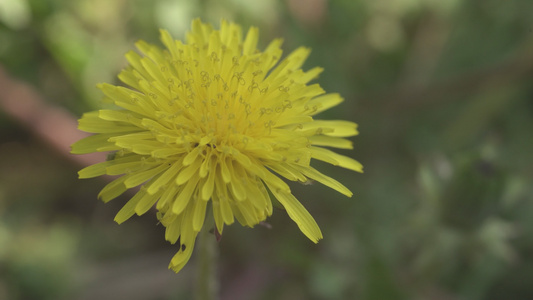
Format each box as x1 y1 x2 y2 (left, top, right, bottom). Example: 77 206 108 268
72 19 363 273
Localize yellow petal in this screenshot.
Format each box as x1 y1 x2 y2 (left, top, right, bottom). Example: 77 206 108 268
200 163 217 200
266 184 323 243
212 199 225 235
306 93 344 116
135 188 163 215
309 136 353 149
98 176 128 203
157 183 179 210
192 199 207 232
147 160 182 194
243 26 259 55
124 164 169 188
114 189 144 224
298 120 358 137
310 146 363 172
172 174 200 215
71 133 117 154
106 157 157 176
169 206 198 273
176 157 202 185
294 165 353 197
78 111 141 134
79 161 110 178
164 214 181 243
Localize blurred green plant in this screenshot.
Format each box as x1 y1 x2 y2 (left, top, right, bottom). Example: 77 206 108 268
1 0 533 299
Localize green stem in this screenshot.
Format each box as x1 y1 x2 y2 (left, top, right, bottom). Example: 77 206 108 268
195 211 218 300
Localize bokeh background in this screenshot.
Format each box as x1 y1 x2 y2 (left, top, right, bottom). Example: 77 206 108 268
1 0 533 299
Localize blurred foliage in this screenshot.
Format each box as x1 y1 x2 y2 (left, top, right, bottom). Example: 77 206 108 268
1 0 533 299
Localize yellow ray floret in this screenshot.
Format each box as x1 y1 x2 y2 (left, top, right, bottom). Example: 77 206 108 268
72 18 362 273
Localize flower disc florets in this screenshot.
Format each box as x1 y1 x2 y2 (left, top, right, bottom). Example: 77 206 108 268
72 19 362 273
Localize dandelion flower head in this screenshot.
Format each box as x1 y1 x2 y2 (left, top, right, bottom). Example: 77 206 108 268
72 19 363 273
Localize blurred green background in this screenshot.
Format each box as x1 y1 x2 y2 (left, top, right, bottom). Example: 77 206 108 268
1 0 532 299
